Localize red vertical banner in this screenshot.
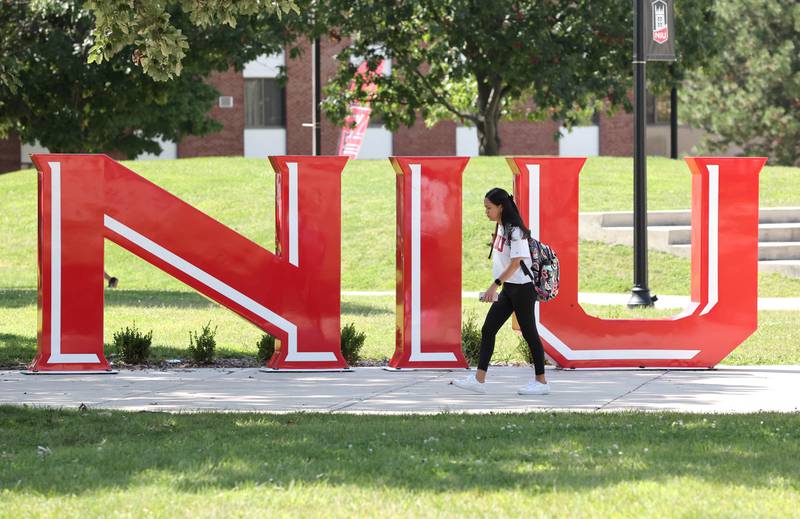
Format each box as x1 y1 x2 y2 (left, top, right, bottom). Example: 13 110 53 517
32 156 109 372
507 156 765 368
337 61 385 159
388 157 470 369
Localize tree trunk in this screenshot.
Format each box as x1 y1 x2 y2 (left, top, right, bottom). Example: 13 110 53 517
475 77 503 155
477 115 501 155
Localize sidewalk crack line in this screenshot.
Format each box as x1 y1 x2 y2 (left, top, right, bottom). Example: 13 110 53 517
595 371 670 411
329 372 450 413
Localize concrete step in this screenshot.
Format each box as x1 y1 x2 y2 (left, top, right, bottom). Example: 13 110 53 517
596 226 691 250
671 242 800 261
597 211 691 228
667 244 696 259
759 260 800 278
757 207 800 224
585 207 800 228
758 242 800 261
597 224 800 247
579 207 800 277
758 223 800 242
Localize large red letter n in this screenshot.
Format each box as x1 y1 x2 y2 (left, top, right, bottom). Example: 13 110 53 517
31 155 348 372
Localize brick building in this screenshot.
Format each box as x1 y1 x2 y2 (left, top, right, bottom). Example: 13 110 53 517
1 39 701 172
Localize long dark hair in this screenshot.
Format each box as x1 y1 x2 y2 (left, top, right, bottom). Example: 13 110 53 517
486 187 530 258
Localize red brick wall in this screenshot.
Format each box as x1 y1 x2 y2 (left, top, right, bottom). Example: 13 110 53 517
0 133 20 173
498 119 560 155
599 110 634 157
178 69 244 157
321 38 351 155
393 119 456 156
286 39 314 155
286 37 357 156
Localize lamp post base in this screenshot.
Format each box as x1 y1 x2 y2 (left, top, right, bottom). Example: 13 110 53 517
627 287 657 308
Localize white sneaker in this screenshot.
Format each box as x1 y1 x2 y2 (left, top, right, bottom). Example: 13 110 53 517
518 380 550 395
452 374 486 394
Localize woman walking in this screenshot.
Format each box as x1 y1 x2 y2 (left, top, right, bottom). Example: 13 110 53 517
453 187 550 395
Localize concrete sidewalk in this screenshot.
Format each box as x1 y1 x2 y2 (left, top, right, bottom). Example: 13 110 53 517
2 366 798 414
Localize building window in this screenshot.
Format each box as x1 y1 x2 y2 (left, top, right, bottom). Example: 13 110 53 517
245 78 285 128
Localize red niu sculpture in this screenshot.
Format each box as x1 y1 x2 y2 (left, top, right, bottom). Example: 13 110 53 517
28 154 765 372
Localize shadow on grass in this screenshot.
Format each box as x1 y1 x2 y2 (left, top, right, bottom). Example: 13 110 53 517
0 289 37 309
0 333 36 367
104 290 216 308
0 409 798 497
341 300 392 316
0 289 217 309
2 290 393 315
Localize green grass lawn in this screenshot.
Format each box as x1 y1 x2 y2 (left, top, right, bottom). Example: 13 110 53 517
1 407 798 518
1 156 798 368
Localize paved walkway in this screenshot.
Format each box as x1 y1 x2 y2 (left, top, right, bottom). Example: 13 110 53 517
343 292 800 311
2 366 798 414
574 293 800 311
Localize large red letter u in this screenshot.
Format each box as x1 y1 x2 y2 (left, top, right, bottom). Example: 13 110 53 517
507 156 766 368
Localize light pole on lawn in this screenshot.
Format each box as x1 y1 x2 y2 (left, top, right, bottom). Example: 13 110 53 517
304 0 322 156
312 36 322 156
628 0 656 308
670 64 678 160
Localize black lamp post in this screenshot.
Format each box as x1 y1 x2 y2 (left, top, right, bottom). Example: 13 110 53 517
670 64 678 160
628 0 656 308
311 37 322 156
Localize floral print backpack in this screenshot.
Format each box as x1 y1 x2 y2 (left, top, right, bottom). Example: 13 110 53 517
498 223 560 302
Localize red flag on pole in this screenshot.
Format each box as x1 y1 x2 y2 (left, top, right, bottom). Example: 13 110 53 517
337 61 385 159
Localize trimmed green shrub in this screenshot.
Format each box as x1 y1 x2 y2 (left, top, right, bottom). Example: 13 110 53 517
341 323 366 365
461 312 482 366
257 334 275 363
188 322 217 364
112 323 152 364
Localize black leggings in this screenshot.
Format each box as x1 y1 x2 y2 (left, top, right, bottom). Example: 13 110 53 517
478 282 545 375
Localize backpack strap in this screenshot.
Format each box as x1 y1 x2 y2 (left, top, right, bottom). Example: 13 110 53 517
519 260 535 281
505 223 536 282
487 222 499 259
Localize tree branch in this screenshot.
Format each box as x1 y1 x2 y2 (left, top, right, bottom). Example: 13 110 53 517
394 53 479 124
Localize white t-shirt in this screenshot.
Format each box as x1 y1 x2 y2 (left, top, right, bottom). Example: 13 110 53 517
492 225 533 284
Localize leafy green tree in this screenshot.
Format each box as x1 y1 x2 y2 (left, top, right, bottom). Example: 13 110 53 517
83 0 300 81
0 2 23 95
316 0 717 155
682 0 800 166
0 2 292 158
27 0 721 157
